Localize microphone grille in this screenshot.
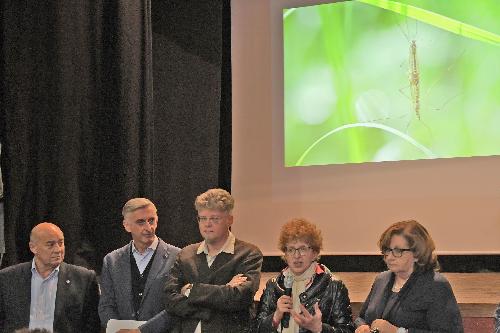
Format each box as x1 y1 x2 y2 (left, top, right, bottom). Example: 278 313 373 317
284 275 293 288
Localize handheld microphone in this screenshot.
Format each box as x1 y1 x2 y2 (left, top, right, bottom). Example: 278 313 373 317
281 275 293 328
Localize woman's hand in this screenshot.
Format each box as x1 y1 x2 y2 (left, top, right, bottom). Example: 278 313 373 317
291 303 323 333
370 319 398 333
354 324 372 333
273 294 293 322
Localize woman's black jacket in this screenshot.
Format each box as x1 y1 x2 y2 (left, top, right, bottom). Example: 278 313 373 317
253 264 355 333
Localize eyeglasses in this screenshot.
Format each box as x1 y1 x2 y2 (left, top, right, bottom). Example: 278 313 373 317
197 216 224 224
285 246 312 256
381 247 412 258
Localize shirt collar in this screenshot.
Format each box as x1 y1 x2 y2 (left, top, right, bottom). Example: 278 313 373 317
197 231 235 255
132 236 159 255
31 258 60 279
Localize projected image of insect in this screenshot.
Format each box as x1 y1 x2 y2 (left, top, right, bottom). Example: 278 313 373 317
284 0 500 167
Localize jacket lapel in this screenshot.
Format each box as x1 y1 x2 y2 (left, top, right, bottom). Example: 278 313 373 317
142 239 167 298
209 251 231 272
381 271 419 320
19 263 33 326
196 249 212 283
120 243 134 311
53 262 67 328
377 272 394 319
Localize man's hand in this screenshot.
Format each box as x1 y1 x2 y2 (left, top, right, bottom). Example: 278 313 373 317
291 303 323 333
226 273 247 287
181 283 193 295
117 329 141 333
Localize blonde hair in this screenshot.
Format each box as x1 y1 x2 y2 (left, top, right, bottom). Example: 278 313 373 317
378 220 439 271
194 188 234 213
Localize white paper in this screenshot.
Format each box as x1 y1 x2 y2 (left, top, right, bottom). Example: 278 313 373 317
106 319 147 333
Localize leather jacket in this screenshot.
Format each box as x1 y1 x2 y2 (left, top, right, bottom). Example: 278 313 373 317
254 264 355 333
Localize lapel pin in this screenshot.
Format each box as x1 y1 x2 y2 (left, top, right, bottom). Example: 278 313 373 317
66 280 70 284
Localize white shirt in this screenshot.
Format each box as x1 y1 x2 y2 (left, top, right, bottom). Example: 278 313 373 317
131 236 159 274
29 260 60 331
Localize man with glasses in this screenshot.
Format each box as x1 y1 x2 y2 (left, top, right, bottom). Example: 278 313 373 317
164 188 263 333
99 198 180 333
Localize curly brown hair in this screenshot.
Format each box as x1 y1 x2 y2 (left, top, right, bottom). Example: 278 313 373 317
278 218 323 254
378 220 439 271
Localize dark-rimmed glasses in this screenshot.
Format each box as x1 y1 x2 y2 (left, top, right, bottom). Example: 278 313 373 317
381 247 412 258
285 246 312 256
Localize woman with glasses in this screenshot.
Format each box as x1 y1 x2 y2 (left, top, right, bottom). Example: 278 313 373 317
354 220 463 333
254 218 354 333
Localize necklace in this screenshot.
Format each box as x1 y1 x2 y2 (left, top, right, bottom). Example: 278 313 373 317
392 278 408 292
392 284 403 292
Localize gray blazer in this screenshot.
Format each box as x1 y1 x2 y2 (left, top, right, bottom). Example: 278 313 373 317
99 238 180 333
0 261 100 333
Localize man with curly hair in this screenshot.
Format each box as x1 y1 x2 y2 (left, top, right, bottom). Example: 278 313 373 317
164 188 263 333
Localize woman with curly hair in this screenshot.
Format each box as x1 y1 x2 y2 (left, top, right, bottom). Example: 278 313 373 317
254 218 354 333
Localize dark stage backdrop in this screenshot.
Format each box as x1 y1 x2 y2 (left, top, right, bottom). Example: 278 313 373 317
0 0 231 272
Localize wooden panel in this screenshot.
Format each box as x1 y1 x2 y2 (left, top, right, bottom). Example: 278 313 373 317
256 272 500 318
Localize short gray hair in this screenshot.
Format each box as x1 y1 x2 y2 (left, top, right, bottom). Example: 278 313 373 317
122 198 157 217
194 188 234 213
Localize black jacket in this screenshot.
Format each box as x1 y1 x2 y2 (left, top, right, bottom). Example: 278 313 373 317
164 239 263 333
355 270 464 333
254 264 354 333
0 261 100 333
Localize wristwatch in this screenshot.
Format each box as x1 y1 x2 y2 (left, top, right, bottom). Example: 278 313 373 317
397 327 408 333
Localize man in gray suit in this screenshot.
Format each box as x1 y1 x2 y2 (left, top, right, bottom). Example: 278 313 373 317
0 222 100 333
99 198 180 333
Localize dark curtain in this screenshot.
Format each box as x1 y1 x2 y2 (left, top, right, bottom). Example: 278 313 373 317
151 0 232 248
0 0 231 271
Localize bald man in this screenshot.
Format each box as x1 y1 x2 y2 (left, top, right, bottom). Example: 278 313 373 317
0 222 100 333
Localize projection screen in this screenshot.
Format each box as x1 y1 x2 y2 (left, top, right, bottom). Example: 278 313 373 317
231 0 500 255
